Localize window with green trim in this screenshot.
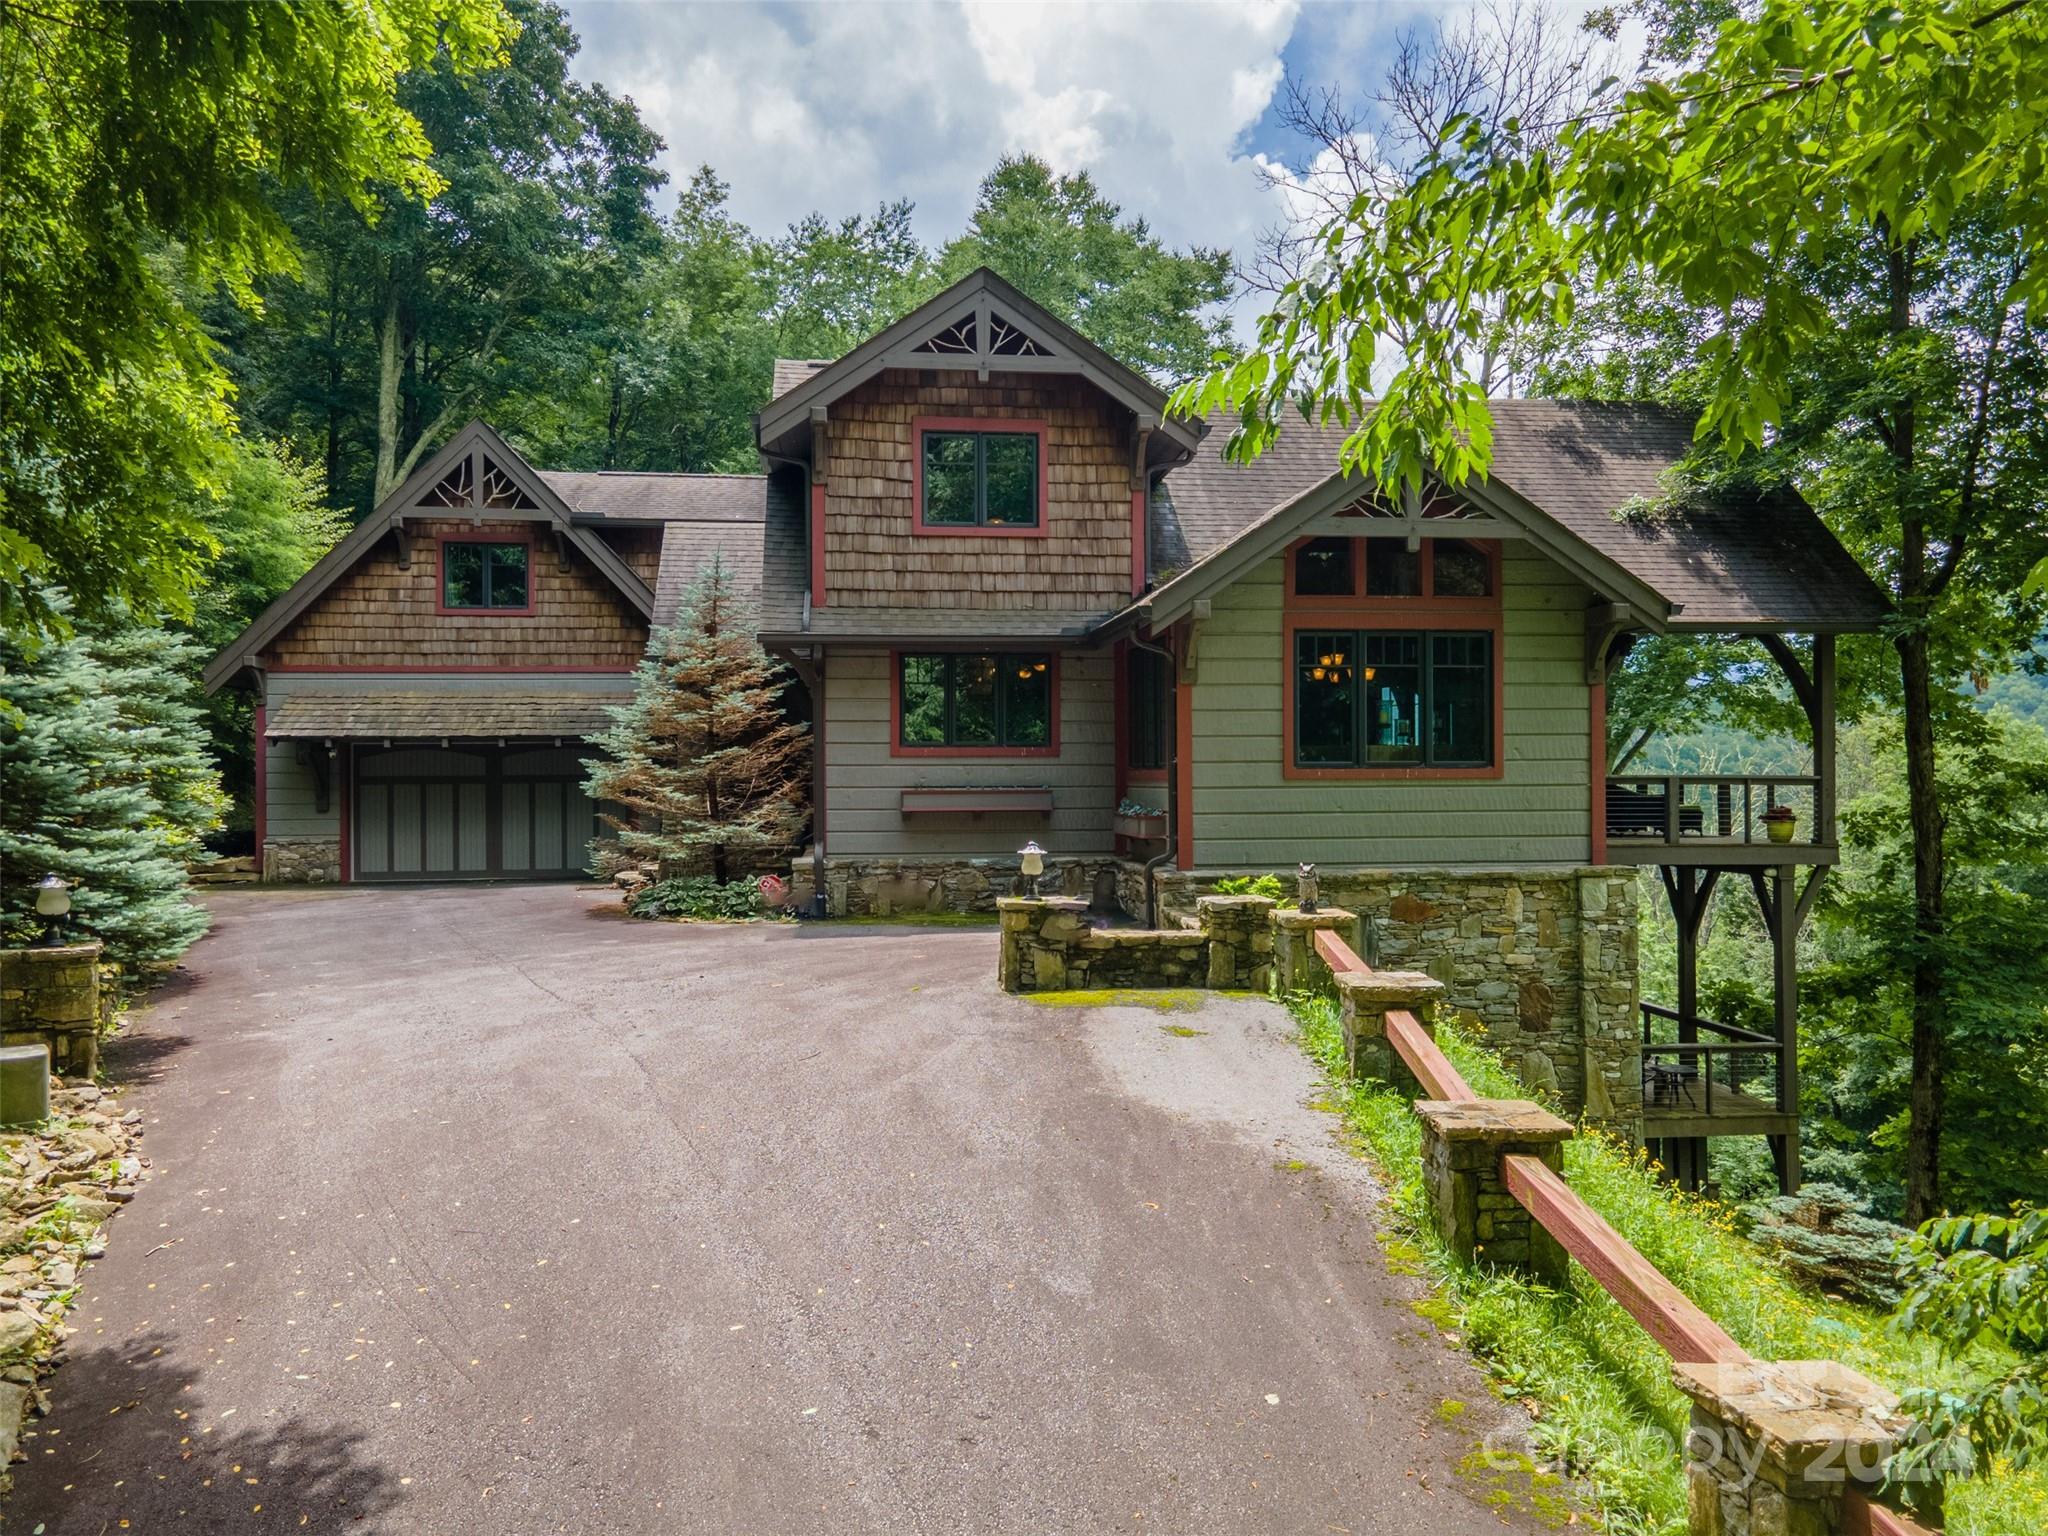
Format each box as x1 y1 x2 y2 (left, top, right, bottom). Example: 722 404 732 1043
1294 629 1492 768
899 652 1053 748
921 430 1039 527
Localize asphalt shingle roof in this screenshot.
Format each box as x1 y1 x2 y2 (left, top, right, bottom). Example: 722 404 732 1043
538 470 767 523
1157 402 1890 629
771 360 832 400
267 693 622 740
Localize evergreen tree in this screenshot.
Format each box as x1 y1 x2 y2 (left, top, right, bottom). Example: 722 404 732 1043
1 620 222 966
584 557 808 883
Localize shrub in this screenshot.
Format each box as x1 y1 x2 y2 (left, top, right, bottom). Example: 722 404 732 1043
626 876 782 922
1213 872 1287 900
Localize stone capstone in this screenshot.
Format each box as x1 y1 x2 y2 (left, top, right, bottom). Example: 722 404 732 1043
1414 1098 1573 1285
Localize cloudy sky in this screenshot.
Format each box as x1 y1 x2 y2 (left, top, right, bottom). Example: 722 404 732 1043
558 1 1493 294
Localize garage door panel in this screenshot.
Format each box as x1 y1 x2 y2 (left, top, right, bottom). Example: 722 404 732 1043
353 747 593 882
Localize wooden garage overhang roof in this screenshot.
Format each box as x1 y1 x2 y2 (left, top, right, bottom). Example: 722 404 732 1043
202 422 657 694
265 691 622 740
754 266 1206 469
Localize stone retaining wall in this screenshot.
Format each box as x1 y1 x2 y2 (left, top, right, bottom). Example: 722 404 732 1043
792 855 1135 919
262 836 342 884
998 894 1275 993
0 943 103 1079
1150 866 1641 1134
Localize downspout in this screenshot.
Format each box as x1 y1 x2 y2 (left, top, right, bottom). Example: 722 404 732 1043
1128 463 1177 929
761 448 826 915
1130 623 1176 930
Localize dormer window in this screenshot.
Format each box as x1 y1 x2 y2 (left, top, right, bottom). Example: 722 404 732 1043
915 420 1045 533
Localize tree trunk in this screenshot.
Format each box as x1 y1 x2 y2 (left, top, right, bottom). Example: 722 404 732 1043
324 241 343 506
374 272 404 504
1900 622 1946 1223
1885 230 1946 1226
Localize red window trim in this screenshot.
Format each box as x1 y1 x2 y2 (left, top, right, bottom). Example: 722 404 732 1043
436 531 538 616
1284 531 1502 607
909 416 1050 538
1280 537 1505 782
888 647 1062 759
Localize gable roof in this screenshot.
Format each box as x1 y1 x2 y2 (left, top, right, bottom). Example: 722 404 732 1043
202 424 711 692
1144 402 1890 634
755 266 1205 466
539 469 767 524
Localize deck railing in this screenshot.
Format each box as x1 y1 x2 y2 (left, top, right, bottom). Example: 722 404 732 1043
1607 773 1823 847
1310 924 1935 1535
1639 1002 1787 1116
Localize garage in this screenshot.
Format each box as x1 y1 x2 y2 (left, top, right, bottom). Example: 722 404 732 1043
352 744 600 881
262 689 626 884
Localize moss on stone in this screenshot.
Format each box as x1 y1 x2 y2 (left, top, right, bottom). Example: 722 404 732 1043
1455 1448 1576 1531
1022 988 1208 1013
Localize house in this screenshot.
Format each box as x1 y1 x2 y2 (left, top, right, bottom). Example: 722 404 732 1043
207 265 1889 1187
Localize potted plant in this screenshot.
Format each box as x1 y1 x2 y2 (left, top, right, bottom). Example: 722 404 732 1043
1762 805 1798 844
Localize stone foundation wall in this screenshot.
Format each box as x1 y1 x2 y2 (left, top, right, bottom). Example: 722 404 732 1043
792 855 1140 919
0 944 103 1079
998 894 1275 994
263 837 342 884
1151 866 1642 1134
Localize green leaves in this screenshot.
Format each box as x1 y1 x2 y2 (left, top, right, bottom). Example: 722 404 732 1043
1 0 516 643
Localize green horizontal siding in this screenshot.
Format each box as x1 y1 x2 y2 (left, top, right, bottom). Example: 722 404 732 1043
823 648 1115 857
1187 545 1594 868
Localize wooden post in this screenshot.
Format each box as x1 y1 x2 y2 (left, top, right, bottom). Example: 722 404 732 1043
1772 864 1801 1193
1814 633 1837 846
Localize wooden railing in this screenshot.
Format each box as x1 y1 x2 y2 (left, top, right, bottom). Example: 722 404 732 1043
1311 924 1936 1535
1607 773 1823 846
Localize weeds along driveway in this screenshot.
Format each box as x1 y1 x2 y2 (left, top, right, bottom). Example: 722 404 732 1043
5 884 1542 1535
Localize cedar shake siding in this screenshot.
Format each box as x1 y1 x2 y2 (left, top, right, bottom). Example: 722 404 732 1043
823 649 1115 858
822 370 1135 611
1187 545 1595 867
259 519 649 671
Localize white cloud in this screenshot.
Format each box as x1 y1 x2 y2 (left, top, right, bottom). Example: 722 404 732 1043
562 0 1304 290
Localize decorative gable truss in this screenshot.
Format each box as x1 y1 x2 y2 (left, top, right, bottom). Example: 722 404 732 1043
909 306 1055 370
201 421 654 692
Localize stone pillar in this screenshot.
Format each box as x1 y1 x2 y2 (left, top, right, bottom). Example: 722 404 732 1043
1577 870 1644 1137
1268 907 1359 995
1672 1359 1908 1536
0 943 103 1080
997 896 1090 992
1193 894 1276 991
1334 969 1445 1088
1413 1098 1574 1284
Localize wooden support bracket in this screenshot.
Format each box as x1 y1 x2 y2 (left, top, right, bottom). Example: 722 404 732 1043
1585 602 1637 685
1177 600 1211 685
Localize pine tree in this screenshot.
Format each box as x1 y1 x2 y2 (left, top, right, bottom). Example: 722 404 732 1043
0 619 222 966
584 556 809 883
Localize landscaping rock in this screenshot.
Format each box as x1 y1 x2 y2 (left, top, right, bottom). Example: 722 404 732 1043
0 1076 146 1491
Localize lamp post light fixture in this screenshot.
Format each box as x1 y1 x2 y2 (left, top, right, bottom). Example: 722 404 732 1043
1018 840 1046 899
32 874 73 947
1296 862 1320 914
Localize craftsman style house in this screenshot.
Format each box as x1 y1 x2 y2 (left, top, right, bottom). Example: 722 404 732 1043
209 266 1888 1187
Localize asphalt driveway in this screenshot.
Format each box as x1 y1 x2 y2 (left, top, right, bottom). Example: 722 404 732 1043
4 885 1541 1534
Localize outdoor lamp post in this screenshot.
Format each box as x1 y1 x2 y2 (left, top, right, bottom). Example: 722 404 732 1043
32 874 72 947
1018 841 1045 899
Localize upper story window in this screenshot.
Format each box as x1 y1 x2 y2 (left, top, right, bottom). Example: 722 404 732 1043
441 540 529 611
898 651 1056 753
917 424 1042 531
1290 535 1494 600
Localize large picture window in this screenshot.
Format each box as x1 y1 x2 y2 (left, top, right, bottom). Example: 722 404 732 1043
1294 629 1492 769
920 428 1040 528
441 540 529 610
898 652 1054 751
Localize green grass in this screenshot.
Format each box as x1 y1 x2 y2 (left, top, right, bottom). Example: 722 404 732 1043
840 910 1002 927
1288 990 2048 1536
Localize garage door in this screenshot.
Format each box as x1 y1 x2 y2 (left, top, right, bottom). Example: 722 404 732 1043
353 746 600 881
